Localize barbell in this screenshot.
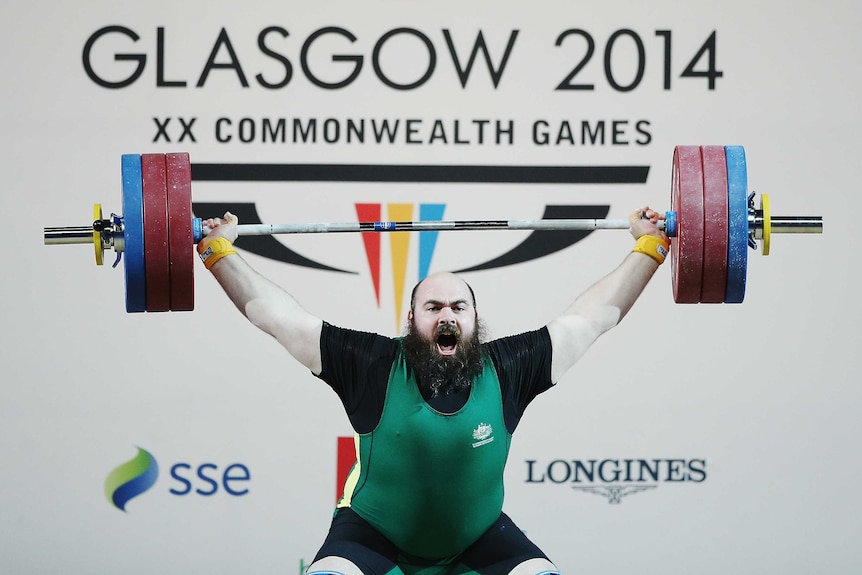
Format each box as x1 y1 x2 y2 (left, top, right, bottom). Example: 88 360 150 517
43 145 822 312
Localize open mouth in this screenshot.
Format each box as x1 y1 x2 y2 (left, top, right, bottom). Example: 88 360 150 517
436 333 458 355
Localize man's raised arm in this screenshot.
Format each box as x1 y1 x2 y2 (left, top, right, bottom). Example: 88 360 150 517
199 212 324 375
546 207 668 383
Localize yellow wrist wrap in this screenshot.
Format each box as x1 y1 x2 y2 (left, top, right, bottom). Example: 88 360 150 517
197 237 237 270
632 234 670 265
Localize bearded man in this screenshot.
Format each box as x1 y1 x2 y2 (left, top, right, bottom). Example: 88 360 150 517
198 207 668 575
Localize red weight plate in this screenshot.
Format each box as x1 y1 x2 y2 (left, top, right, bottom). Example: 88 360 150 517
670 146 705 303
700 146 729 303
141 154 171 312
166 152 195 311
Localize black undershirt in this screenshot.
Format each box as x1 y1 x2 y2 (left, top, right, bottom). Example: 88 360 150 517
316 322 555 434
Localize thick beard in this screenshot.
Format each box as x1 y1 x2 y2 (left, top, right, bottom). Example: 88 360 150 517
402 317 486 398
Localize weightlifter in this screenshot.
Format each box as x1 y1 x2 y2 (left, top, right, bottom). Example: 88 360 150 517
196 206 668 575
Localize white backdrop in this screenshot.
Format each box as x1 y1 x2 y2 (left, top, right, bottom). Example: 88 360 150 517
1 1 860 574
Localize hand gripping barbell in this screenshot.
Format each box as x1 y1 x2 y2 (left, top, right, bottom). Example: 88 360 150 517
43 146 823 312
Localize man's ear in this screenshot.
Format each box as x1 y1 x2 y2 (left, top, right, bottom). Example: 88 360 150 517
407 309 413 322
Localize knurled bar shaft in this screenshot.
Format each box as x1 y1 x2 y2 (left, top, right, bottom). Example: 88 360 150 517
231 218 635 236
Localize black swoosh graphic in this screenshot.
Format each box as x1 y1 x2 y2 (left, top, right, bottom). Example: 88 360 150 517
191 163 646 273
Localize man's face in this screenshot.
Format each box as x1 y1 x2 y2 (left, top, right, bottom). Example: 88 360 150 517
403 273 483 397
407 273 477 356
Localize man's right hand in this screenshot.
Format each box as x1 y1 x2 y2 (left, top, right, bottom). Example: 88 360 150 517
200 211 239 244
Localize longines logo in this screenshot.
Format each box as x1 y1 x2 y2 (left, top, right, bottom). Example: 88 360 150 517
525 458 707 504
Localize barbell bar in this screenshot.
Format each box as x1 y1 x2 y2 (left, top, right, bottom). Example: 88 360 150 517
43 146 823 312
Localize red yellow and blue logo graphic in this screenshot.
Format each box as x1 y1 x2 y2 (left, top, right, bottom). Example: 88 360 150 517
354 202 445 321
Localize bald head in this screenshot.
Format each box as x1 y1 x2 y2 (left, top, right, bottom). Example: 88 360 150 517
409 272 476 312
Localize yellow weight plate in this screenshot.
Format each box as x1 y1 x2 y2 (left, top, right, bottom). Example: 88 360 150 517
94 204 104 266
761 194 771 255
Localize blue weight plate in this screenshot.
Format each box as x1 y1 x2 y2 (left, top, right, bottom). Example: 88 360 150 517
724 146 748 303
121 154 146 313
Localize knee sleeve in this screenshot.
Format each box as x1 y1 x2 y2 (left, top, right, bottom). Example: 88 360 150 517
507 557 561 575
306 555 365 575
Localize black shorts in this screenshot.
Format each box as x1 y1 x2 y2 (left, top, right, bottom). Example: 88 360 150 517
311 507 551 575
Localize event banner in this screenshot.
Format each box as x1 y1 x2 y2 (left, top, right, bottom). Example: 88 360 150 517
1 2 857 574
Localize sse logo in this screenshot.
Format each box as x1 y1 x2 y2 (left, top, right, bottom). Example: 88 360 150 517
105 446 251 512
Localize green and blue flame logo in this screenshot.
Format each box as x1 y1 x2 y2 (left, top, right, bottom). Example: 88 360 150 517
105 447 159 512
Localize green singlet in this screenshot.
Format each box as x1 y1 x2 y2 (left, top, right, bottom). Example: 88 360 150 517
338 348 511 561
